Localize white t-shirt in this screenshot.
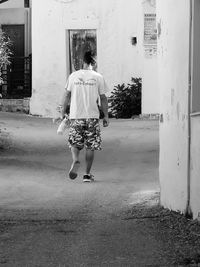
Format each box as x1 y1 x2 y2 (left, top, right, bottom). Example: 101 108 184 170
65 69 109 119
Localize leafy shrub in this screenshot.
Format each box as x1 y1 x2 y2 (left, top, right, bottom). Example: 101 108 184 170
109 77 142 118
0 29 12 85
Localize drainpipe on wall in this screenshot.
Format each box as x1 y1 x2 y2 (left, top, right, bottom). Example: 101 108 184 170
185 0 193 219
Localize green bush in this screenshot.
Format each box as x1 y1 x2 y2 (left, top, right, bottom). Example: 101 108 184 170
109 77 142 118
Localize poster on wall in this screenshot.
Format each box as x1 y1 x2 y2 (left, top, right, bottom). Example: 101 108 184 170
144 13 157 58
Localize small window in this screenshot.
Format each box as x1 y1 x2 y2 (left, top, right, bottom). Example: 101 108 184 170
24 0 29 8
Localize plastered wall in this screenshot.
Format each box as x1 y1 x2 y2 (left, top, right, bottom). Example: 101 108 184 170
0 8 25 24
190 116 200 218
0 0 24 8
190 0 200 220
157 0 190 212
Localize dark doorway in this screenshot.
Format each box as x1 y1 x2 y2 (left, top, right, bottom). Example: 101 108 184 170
24 0 30 8
1 24 31 98
69 30 97 73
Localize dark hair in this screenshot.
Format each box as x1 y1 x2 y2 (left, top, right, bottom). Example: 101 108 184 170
83 51 96 65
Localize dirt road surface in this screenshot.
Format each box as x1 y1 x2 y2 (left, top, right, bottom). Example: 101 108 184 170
0 112 165 266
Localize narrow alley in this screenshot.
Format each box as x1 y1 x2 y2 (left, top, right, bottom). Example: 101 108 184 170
1 112 200 267
0 112 161 266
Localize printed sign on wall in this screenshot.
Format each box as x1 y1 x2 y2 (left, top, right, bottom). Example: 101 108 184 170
144 13 157 58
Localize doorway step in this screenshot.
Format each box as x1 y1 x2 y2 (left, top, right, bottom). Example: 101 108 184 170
0 98 30 114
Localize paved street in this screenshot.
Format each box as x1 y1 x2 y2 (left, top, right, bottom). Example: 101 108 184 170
0 112 162 266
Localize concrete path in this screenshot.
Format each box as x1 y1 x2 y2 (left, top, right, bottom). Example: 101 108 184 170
0 112 160 267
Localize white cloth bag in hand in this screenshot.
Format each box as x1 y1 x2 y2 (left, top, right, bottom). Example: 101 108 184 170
57 117 70 135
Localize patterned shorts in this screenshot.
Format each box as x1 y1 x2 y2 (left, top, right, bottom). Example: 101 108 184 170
68 119 102 151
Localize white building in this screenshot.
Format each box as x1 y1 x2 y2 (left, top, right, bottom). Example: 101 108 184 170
0 0 158 117
158 0 200 219
30 0 158 117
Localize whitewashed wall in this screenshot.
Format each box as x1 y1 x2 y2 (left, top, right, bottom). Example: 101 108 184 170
0 8 25 24
30 0 158 117
190 117 200 218
142 57 158 115
0 0 24 8
190 0 200 220
157 0 190 212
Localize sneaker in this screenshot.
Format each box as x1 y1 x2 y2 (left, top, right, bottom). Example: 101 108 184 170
83 174 94 183
69 161 80 180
